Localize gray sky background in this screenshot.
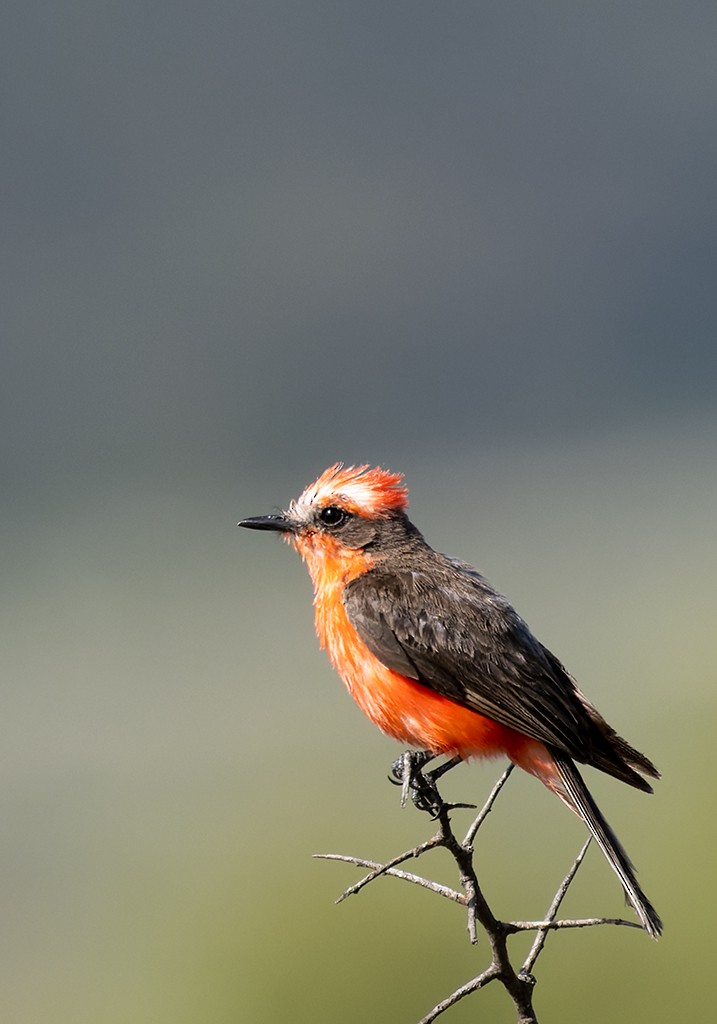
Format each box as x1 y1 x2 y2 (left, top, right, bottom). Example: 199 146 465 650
3 2 716 499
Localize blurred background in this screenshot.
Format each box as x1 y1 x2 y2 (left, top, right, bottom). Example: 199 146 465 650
2 3 716 1021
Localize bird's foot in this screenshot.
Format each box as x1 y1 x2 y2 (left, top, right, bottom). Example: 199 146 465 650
390 750 439 813
389 751 472 818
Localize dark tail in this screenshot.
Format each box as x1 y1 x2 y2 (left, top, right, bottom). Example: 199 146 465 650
551 750 663 938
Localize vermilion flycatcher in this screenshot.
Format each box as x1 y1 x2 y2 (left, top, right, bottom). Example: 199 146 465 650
240 463 662 937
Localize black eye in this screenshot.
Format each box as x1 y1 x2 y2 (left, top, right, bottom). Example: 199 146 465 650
318 505 349 528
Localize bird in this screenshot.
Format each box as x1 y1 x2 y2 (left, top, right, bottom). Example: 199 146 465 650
239 462 662 937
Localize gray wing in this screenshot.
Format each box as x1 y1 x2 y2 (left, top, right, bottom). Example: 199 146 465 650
342 558 595 760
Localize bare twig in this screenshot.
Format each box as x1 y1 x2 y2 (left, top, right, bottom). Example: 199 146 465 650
313 853 464 905
521 837 592 976
510 917 641 933
314 833 444 902
415 966 500 1024
463 763 514 847
316 761 646 1024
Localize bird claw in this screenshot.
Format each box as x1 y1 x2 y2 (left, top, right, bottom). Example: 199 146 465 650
389 750 449 816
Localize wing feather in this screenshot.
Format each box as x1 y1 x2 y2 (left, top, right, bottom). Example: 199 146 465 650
342 557 595 760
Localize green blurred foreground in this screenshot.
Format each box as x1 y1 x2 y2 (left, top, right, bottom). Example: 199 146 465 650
2 423 714 1023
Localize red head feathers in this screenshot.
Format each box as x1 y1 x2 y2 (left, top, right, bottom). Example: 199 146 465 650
295 463 409 518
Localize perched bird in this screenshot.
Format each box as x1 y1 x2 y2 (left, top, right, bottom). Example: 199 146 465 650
240 463 662 937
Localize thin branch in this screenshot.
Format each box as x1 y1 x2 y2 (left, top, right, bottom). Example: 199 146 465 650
313 853 464 905
509 917 641 933
521 837 591 976
415 966 500 1024
463 763 515 847
314 832 443 901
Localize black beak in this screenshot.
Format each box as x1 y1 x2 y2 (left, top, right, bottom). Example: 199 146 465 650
238 514 295 533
